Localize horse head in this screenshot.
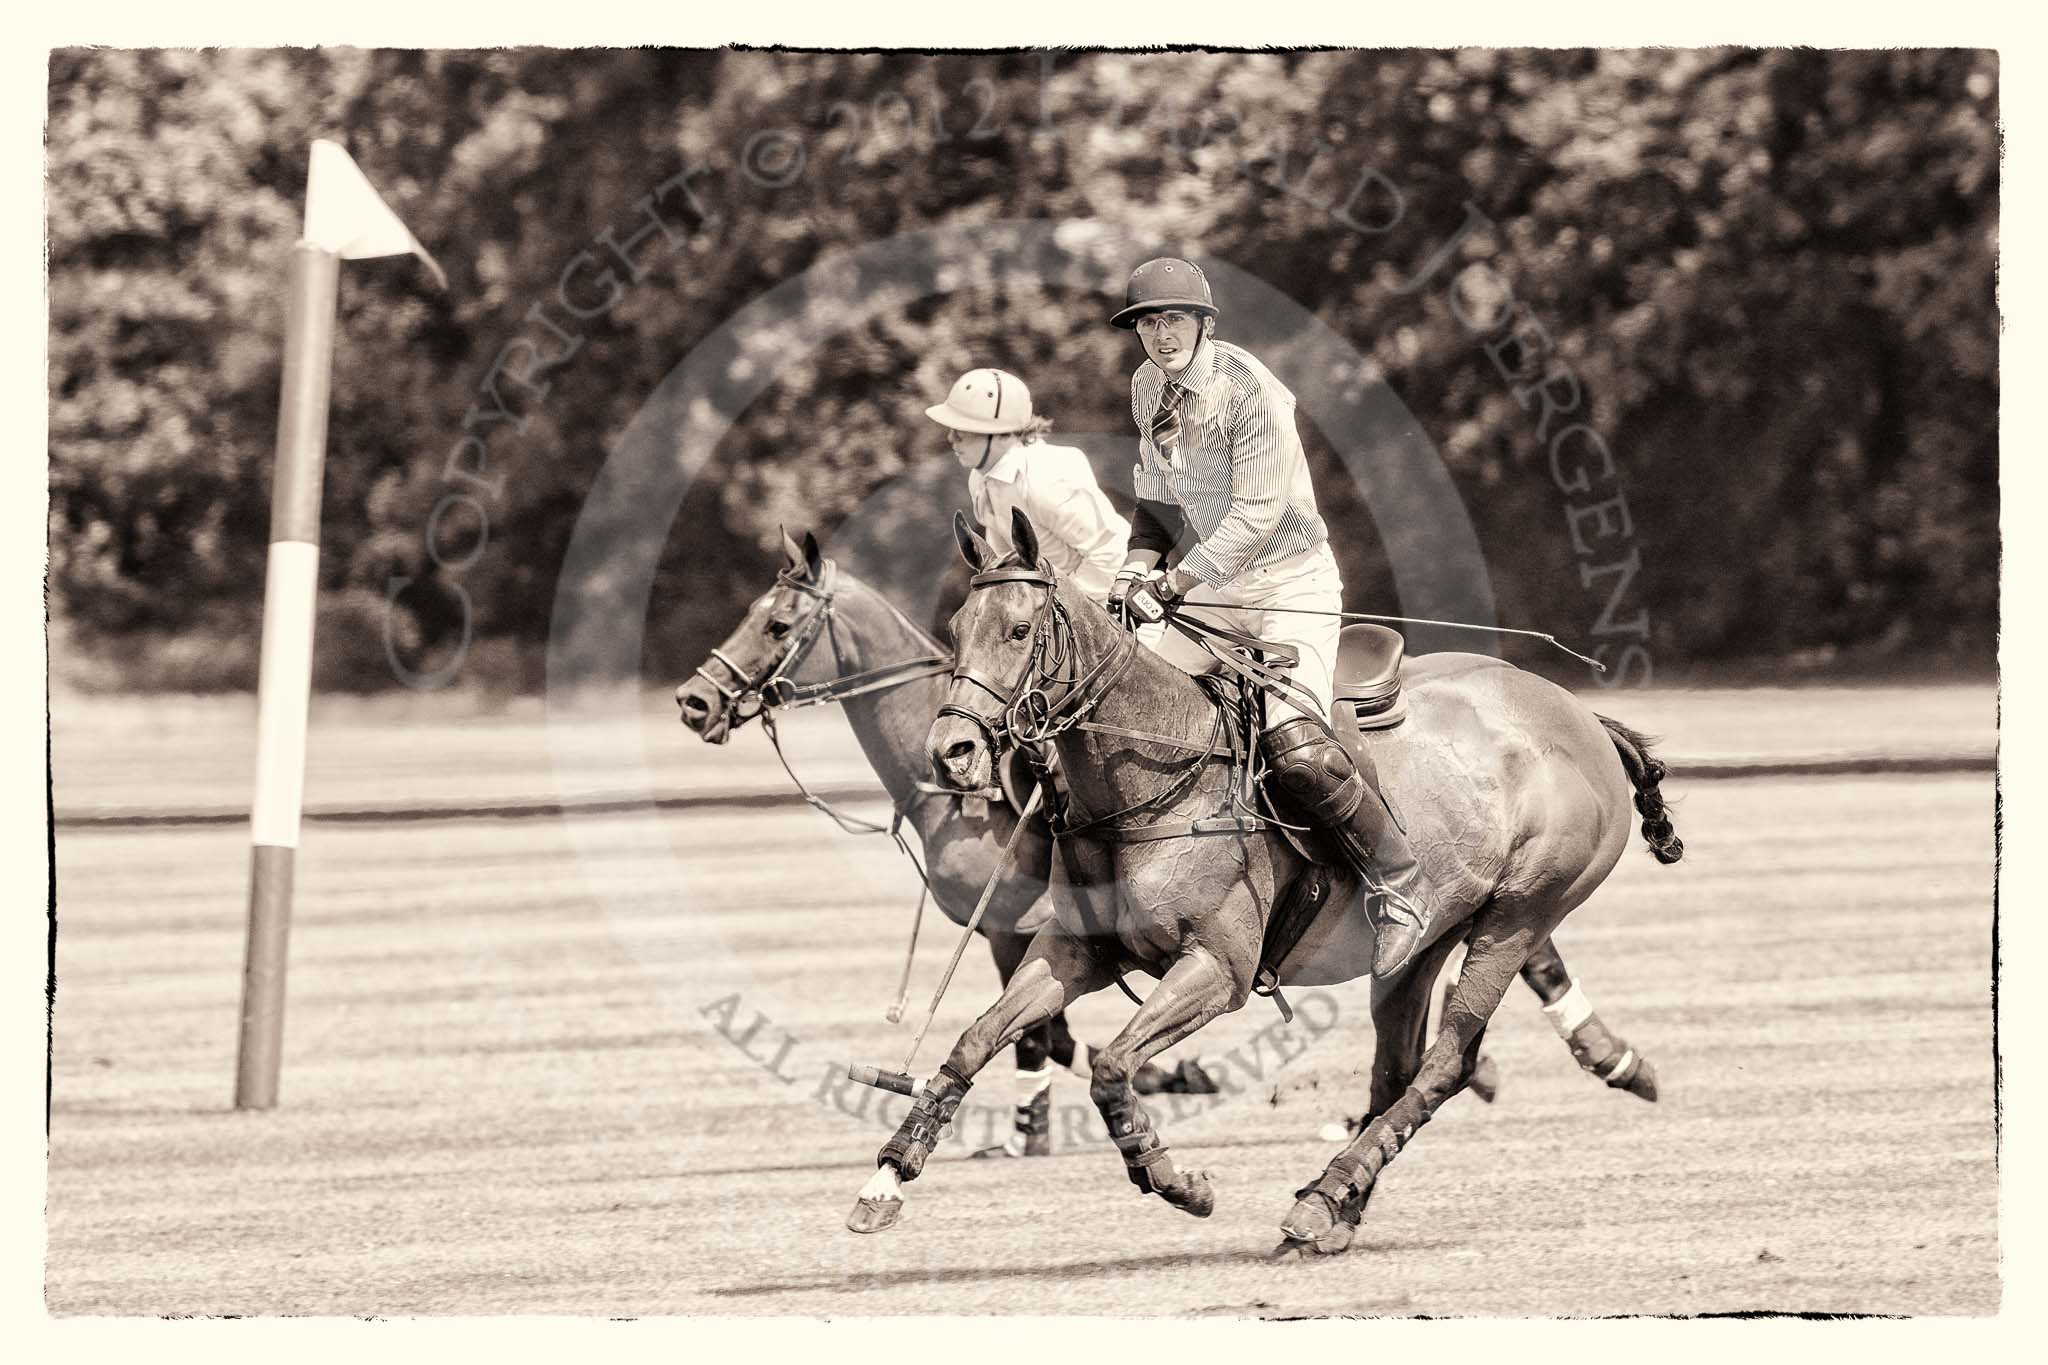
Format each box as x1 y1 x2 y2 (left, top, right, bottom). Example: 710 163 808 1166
676 527 836 744
928 507 1101 791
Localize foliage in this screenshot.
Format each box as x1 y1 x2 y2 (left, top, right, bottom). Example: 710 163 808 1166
47 48 1998 691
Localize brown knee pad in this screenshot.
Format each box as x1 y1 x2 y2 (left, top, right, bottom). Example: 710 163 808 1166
1261 716 1365 824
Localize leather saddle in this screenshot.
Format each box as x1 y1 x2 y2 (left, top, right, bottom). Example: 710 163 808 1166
1333 623 1408 733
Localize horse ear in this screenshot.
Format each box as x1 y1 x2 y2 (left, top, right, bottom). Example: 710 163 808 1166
801 530 824 582
1010 507 1042 568
954 510 990 571
779 526 806 573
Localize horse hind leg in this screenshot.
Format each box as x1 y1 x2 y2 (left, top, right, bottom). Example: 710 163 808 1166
1435 941 1500 1103
1521 935 1658 1101
1290 929 1466 1251
1090 946 1249 1219
1279 913 1529 1256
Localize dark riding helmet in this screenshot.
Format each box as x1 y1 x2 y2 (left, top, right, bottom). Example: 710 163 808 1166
1110 257 1218 330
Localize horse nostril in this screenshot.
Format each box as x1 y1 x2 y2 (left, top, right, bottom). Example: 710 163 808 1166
945 740 977 764
679 692 708 716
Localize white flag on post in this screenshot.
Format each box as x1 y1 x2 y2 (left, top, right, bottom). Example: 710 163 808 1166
303 139 446 288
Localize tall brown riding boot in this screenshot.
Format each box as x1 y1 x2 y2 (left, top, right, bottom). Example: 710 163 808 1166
1261 716 1436 978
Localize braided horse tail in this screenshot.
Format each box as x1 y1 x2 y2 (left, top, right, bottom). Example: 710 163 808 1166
1596 715 1685 865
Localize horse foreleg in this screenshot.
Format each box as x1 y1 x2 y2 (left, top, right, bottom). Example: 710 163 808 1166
1090 945 1250 1218
1280 917 1527 1255
971 929 1056 1158
1521 935 1658 1101
851 924 1116 1234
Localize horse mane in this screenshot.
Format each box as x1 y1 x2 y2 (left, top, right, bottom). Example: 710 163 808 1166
816 558 950 659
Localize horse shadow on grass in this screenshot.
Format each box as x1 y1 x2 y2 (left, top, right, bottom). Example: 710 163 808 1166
709 1238 1454 1301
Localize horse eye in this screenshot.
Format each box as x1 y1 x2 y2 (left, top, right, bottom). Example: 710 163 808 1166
1009 622 1032 641
769 620 792 639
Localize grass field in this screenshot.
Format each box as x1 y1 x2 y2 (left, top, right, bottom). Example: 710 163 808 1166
47 701 1999 1315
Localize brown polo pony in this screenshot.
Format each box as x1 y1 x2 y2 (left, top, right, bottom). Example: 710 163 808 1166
676 531 1215 1157
852 510 1680 1255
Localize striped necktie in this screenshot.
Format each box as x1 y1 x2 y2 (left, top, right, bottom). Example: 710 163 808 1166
1150 386 1184 468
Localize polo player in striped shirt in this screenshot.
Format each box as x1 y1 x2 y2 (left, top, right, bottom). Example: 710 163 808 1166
1105 256 1438 978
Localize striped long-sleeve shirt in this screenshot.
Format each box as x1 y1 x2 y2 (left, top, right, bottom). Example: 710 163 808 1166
1129 338 1329 586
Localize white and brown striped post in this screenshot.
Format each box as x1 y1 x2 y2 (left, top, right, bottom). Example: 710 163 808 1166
234 142 441 1110
234 241 340 1111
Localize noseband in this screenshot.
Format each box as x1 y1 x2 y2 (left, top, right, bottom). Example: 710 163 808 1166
937 562 1138 755
692 559 956 731
690 562 841 722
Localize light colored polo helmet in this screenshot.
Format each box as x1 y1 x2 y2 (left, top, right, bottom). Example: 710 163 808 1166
925 368 1034 435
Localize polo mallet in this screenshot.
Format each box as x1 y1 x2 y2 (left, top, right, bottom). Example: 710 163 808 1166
883 884 928 1024
850 784 1043 1099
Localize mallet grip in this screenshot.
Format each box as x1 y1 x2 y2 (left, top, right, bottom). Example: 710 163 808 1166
847 1064 922 1098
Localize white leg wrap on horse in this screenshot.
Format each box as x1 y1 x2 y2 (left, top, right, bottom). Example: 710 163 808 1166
999 1066 1055 1157
1541 980 1595 1037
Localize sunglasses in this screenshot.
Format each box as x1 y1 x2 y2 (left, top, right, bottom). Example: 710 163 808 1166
1133 311 1199 336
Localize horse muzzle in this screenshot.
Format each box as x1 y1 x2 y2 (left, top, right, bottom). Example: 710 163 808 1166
926 714 992 792
675 678 734 744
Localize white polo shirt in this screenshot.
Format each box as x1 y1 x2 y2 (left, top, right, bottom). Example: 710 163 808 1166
968 440 1131 602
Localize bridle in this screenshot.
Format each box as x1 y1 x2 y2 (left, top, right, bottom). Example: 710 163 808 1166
937 555 1267 1005
935 562 1141 761
691 559 954 834
938 557 1277 847
691 559 952 725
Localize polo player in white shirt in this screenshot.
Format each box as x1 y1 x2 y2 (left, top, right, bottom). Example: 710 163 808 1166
1106 257 1438 978
927 368 1130 603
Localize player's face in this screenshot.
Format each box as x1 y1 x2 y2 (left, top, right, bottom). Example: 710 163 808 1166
1137 310 1205 373
948 426 1016 472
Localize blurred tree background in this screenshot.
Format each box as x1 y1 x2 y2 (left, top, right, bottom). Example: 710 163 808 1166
46 48 1998 692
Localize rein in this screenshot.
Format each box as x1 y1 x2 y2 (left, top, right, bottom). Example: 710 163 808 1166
944 560 1259 844
692 562 954 722
696 557 954 852
693 555 1050 1022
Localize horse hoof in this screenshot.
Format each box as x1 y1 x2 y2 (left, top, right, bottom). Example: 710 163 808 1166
1278 1191 1339 1244
1469 1054 1501 1104
1624 1057 1659 1102
1164 1171 1215 1219
846 1196 903 1234
1270 1221 1354 1259
1173 1058 1221 1095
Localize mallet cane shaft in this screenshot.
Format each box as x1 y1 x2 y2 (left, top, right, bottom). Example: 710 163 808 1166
901 784 1042 1071
848 784 1043 1097
884 884 928 1024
